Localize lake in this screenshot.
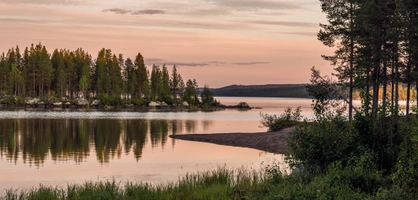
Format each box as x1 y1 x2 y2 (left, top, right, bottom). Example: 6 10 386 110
0 97 314 192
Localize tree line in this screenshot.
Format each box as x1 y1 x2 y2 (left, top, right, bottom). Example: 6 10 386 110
318 0 418 120
0 43 217 106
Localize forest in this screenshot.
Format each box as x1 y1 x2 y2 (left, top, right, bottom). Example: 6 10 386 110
0 43 217 107
315 0 418 119
286 0 418 198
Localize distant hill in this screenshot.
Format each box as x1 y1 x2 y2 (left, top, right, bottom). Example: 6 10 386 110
212 84 311 98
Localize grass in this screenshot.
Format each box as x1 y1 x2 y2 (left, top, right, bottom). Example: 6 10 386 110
0 164 391 200
1 167 270 200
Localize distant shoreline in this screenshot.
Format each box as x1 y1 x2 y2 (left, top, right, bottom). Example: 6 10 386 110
212 84 310 98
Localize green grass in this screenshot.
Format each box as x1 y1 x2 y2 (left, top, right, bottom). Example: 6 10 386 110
1 167 270 200
0 164 399 200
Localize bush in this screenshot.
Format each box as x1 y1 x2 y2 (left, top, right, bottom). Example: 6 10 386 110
1 95 18 105
287 113 356 174
260 107 302 132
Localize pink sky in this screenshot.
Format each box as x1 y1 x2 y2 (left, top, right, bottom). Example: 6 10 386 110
0 0 335 88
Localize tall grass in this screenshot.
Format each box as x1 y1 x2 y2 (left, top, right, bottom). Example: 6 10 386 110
1 167 271 200
1 163 387 199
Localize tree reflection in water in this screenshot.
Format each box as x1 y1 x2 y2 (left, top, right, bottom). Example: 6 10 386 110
0 118 207 166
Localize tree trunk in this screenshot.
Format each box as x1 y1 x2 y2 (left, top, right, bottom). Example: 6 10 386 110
349 2 354 122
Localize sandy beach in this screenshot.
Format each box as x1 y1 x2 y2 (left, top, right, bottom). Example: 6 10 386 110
169 127 295 154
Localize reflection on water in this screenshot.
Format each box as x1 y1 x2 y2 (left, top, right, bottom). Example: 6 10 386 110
0 118 205 165
0 97 312 191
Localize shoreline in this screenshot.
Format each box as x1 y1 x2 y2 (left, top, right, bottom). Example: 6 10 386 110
169 127 295 154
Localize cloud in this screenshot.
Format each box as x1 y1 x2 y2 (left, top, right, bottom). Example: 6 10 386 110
132 9 165 15
0 0 85 5
103 8 131 15
145 58 208 67
207 61 228 66
232 62 270 65
103 8 165 15
145 59 270 67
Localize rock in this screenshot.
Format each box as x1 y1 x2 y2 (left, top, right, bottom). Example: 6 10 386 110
26 98 39 105
182 101 189 107
74 98 88 106
91 99 100 106
148 101 159 107
237 102 250 108
53 102 62 107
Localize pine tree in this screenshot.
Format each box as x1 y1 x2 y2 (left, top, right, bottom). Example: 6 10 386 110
150 65 161 101
318 0 358 121
51 49 67 97
161 64 171 103
134 53 149 99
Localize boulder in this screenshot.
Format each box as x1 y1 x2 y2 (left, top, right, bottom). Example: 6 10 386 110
149 101 159 107
237 102 250 108
74 98 88 106
182 101 189 107
91 99 100 106
53 102 62 107
26 98 39 105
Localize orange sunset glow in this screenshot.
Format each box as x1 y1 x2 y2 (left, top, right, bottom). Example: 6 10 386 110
0 0 334 87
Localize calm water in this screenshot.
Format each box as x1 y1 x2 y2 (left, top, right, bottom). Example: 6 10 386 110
0 97 313 191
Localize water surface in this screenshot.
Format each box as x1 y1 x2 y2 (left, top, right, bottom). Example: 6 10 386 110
0 97 311 191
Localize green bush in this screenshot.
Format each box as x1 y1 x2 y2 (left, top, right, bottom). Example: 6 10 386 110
287 113 356 174
260 107 302 132
1 95 18 105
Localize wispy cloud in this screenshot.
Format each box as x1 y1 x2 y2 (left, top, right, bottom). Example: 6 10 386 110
145 58 208 67
103 8 165 15
133 9 165 15
0 0 85 5
145 59 270 67
103 8 130 15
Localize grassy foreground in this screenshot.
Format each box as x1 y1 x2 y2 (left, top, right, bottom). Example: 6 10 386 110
2 164 381 200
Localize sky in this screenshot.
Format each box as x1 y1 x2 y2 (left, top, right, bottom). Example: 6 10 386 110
0 0 335 88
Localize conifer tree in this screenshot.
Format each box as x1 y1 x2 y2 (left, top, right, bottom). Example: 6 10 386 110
134 53 149 99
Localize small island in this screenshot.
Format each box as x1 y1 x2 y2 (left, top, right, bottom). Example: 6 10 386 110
0 43 225 111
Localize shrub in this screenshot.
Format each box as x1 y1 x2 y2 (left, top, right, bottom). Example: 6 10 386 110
287 113 356 174
260 107 302 132
1 95 18 105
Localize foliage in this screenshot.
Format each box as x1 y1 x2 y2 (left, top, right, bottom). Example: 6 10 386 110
94 94 122 106
183 79 199 105
200 84 219 108
287 113 356 174
0 95 19 105
306 67 347 118
260 107 302 132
